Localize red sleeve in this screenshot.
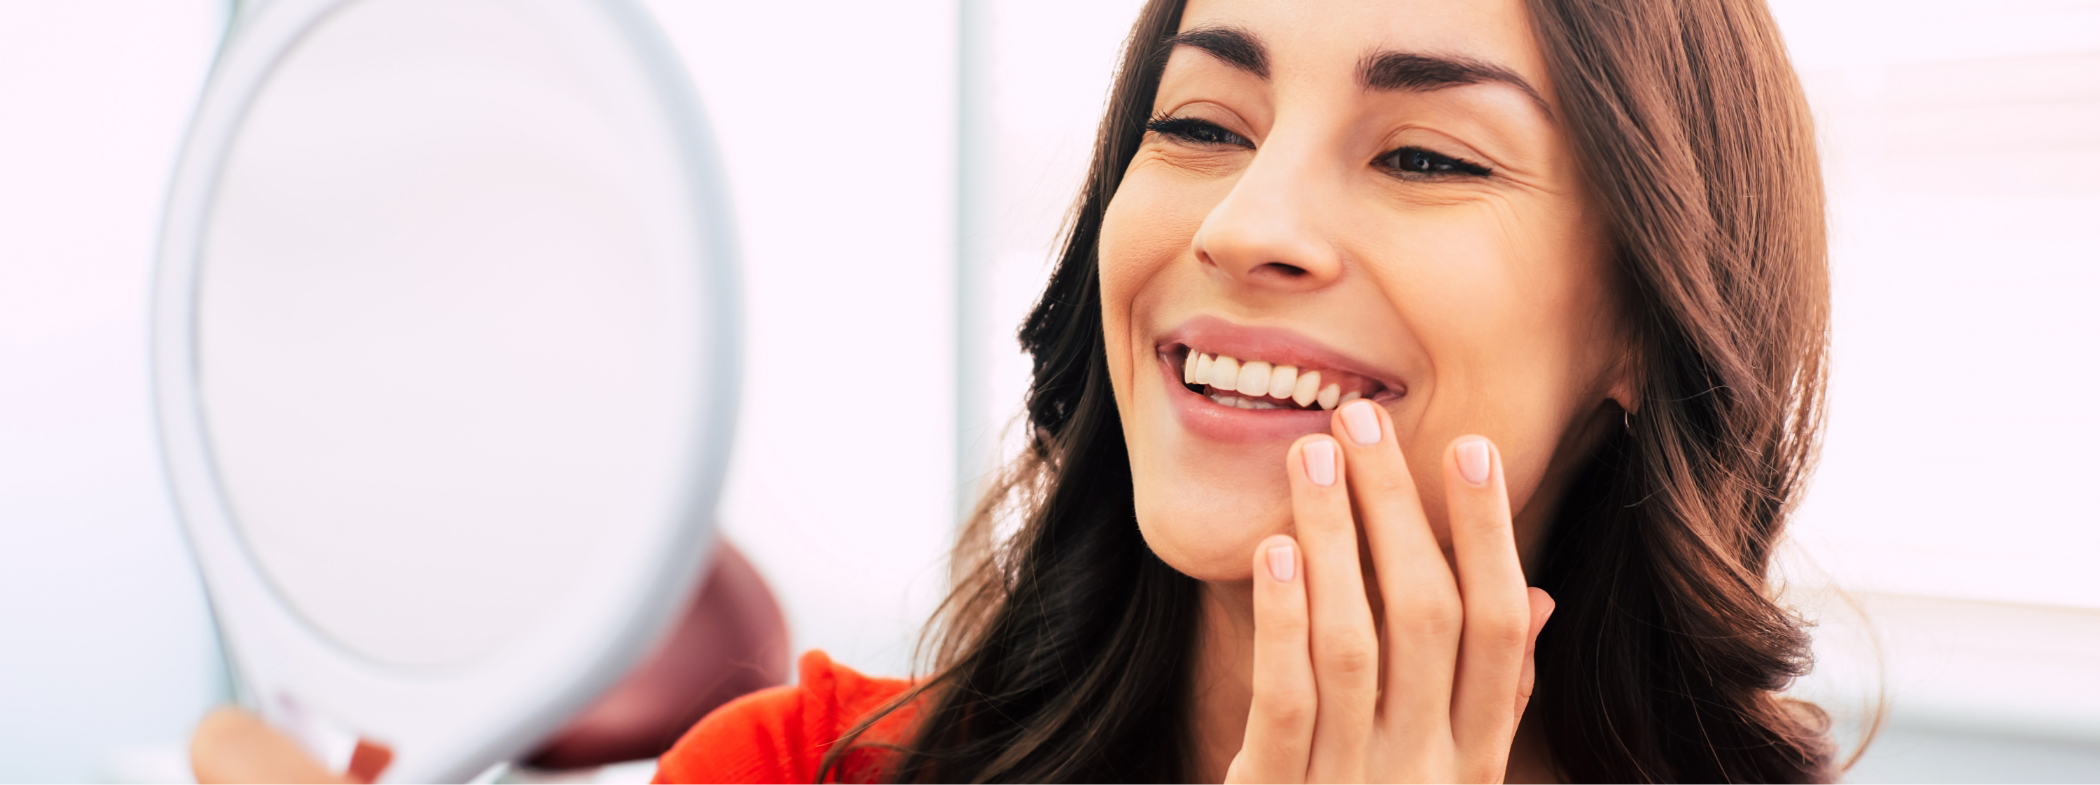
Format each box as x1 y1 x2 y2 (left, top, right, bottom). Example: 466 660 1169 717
652 650 916 784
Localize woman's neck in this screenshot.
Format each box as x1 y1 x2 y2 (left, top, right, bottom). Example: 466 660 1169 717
1188 581 1258 783
1185 579 1558 783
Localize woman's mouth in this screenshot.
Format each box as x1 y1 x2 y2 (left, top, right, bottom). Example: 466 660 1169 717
1151 318 1409 443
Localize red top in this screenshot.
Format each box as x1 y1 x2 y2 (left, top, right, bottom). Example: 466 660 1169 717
653 650 918 784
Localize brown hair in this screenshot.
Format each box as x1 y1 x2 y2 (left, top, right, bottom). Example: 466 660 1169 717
824 0 1835 780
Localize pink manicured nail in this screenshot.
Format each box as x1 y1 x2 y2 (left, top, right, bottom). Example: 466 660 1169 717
1266 542 1295 582
1456 438 1492 485
1339 400 1381 445
1303 439 1338 487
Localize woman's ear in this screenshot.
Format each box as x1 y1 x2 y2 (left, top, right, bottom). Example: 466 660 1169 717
1601 337 1642 420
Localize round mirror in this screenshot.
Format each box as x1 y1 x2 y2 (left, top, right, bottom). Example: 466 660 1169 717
154 0 738 779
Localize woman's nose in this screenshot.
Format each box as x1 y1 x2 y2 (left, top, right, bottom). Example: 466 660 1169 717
1189 137 1344 291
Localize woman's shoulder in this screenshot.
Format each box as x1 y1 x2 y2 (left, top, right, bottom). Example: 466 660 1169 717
652 650 917 784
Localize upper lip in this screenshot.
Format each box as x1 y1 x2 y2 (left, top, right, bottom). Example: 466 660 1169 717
1156 315 1409 396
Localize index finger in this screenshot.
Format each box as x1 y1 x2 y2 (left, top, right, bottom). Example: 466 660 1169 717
1330 400 1462 736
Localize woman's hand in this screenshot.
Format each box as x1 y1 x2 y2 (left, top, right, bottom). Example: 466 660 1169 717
1225 400 1555 783
190 707 389 784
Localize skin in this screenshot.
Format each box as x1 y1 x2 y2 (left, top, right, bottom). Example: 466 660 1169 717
191 708 370 784
190 0 1633 780
1096 0 1636 780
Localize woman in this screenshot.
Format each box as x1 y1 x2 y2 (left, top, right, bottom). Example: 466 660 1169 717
201 0 1835 780
656 0 1833 779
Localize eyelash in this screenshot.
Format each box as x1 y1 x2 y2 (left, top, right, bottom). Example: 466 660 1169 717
1144 115 1251 147
1143 113 1492 179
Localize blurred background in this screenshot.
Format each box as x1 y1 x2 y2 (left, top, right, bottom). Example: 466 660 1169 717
0 0 2094 781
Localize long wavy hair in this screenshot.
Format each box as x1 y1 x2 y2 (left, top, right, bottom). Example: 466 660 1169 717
824 0 1835 780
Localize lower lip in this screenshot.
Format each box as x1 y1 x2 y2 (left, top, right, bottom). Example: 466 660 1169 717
1158 353 1335 444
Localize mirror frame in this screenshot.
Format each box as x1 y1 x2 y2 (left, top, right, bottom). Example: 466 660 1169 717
152 0 741 779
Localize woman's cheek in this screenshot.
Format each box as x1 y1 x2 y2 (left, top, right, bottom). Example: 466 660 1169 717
1099 168 1217 400
1106 163 1291 583
1101 166 1213 286
1096 183 1155 408
1400 355 1590 554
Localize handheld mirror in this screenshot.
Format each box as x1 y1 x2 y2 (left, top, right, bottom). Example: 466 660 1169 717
152 0 739 780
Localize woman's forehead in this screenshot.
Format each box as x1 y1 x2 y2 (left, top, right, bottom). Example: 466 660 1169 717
1173 0 1554 103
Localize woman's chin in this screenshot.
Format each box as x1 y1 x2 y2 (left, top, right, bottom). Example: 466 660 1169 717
1132 467 1295 583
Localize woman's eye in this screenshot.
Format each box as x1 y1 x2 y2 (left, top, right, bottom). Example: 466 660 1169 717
1379 147 1492 179
1144 115 1252 148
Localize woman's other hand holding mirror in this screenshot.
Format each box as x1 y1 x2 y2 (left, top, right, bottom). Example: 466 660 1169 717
191 707 390 784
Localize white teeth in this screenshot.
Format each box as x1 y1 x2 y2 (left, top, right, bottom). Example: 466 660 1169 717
1188 349 1380 411
1268 365 1297 399
1292 371 1321 407
1237 361 1272 396
1208 355 1241 389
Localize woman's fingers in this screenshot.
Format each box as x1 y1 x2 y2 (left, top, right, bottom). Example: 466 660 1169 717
1513 587 1555 722
191 707 346 784
1259 415 1547 781
1228 534 1316 784
1442 436 1539 765
1288 434 1377 778
1330 401 1462 735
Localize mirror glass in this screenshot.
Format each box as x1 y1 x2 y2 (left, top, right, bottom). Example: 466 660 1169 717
195 0 716 669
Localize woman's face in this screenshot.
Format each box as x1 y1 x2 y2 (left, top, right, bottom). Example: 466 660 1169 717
1100 0 1632 581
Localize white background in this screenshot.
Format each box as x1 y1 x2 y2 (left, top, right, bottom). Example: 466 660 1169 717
1 0 2095 781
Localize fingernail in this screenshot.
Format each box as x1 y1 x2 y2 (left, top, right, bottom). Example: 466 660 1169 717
1339 399 1381 445
1456 437 1492 485
1266 542 1295 582
1303 439 1337 486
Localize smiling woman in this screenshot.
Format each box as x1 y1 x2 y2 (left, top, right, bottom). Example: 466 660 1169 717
680 0 1832 781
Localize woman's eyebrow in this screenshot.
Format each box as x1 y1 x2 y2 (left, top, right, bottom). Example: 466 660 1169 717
1358 51 1553 118
1161 26 1268 79
1159 27 1550 119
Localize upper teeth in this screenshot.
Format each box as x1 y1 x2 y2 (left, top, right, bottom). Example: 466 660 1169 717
1183 351 1345 409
